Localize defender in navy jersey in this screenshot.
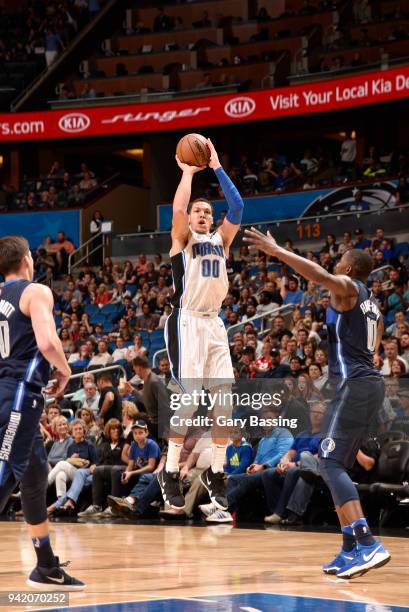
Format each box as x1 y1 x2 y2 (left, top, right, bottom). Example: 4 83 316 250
0 236 84 590
244 228 390 580
158 139 243 516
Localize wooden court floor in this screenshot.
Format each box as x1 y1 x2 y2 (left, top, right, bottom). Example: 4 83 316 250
0 521 408 611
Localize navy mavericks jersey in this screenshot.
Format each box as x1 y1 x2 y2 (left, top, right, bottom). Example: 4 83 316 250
327 279 382 379
0 279 50 388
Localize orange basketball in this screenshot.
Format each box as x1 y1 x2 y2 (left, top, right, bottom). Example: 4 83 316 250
176 133 211 167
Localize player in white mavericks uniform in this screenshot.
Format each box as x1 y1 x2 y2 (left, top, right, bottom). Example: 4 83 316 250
157 139 244 511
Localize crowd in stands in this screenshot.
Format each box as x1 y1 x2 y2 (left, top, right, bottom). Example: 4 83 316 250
319 0 409 74
5 222 408 525
3 140 407 214
55 0 409 99
0 0 101 68
33 230 77 279
0 161 99 213
1 0 409 109
206 142 409 197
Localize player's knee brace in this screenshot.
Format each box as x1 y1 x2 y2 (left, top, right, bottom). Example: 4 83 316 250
20 458 48 525
319 458 359 507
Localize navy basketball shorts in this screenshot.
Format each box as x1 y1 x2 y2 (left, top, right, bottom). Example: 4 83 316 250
0 378 46 508
319 376 385 469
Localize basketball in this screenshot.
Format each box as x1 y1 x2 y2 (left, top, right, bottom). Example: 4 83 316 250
176 133 211 167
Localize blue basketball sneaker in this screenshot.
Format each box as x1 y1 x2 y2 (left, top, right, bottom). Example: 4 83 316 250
322 547 356 574
336 541 391 579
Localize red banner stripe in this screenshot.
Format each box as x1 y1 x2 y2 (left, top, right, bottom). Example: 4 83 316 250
1 66 409 141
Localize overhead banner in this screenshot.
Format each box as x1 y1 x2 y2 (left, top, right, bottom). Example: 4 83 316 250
1 66 409 141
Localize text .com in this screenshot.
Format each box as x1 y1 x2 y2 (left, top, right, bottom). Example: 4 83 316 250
0 121 44 136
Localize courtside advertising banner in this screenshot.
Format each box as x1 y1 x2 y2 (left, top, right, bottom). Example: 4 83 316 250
1 66 409 141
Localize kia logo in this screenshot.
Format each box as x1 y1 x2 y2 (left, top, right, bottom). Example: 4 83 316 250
224 97 256 118
58 113 91 133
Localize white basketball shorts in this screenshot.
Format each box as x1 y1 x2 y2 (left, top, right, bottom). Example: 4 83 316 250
164 308 234 388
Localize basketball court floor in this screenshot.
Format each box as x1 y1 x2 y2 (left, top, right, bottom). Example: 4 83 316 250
0 520 408 611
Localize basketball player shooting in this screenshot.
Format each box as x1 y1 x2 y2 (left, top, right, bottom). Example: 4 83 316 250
243 227 391 579
158 139 243 512
0 236 84 590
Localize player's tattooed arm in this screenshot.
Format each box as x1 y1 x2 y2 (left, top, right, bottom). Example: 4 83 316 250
243 227 357 299
171 155 205 254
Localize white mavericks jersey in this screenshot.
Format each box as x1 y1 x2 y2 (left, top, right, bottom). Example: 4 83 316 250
170 230 229 312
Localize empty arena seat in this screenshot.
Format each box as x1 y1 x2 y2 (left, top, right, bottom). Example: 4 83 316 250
116 62 128 76
395 242 409 257
65 366 86 393
84 304 100 317
138 64 155 74
267 263 281 272
137 330 150 343
151 340 166 353
376 431 406 447
125 284 138 296
150 329 164 341
101 304 121 322
370 440 409 495
101 303 118 316
150 329 165 351
90 313 106 326
113 358 128 368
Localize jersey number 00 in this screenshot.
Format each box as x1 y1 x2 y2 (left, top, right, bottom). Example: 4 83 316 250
201 259 220 278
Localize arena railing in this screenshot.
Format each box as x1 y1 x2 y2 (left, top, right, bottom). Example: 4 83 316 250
45 364 128 418
368 264 394 285
68 232 106 274
112 201 409 257
290 54 409 86
151 303 296 368
226 303 296 339
48 83 241 109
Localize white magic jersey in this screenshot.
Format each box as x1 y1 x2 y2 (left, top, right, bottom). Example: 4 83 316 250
170 230 228 312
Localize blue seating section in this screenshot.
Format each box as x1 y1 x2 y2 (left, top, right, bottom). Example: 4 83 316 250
54 301 167 359
394 242 409 258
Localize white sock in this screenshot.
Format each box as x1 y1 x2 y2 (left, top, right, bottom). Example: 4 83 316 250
125 496 135 505
211 443 227 473
166 441 183 472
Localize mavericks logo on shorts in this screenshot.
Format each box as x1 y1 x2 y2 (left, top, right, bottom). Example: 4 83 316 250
321 437 336 454
0 410 21 461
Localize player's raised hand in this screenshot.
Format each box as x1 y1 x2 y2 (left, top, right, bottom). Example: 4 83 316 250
206 138 221 170
243 227 280 256
175 155 205 174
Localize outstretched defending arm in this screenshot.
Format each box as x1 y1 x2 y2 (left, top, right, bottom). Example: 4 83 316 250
243 227 357 298
208 139 244 248
171 156 205 256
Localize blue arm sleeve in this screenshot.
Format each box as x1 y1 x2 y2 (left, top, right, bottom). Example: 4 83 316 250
215 166 244 225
